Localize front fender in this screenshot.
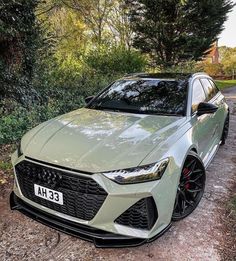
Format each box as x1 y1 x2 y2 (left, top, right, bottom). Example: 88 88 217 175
140 130 196 223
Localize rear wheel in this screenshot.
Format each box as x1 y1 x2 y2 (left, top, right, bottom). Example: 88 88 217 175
172 152 206 221
221 113 229 145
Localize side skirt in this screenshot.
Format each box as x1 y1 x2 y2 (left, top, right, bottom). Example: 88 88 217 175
204 142 220 169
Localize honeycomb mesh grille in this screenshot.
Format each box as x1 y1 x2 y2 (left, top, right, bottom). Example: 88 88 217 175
15 160 107 221
115 197 158 230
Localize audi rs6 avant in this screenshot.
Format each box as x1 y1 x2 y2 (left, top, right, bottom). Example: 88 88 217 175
10 73 229 247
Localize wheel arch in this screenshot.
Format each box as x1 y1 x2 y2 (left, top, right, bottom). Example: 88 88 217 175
178 144 199 172
140 135 202 228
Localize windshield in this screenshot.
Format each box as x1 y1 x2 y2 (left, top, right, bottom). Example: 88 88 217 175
88 79 188 116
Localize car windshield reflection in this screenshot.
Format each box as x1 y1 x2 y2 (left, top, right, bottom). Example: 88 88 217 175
88 79 188 116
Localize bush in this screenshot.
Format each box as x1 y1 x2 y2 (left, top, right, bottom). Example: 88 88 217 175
196 62 224 76
84 47 147 75
0 65 125 145
33 53 124 97
0 41 147 145
0 88 85 145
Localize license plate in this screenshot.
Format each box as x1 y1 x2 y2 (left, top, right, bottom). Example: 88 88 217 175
34 184 63 205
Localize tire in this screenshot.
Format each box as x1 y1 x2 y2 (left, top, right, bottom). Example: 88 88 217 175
172 152 206 221
221 113 229 145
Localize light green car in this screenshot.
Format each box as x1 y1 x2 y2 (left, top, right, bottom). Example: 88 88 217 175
10 73 229 247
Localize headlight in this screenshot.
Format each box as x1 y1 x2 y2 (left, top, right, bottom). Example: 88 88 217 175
17 141 23 158
102 158 169 184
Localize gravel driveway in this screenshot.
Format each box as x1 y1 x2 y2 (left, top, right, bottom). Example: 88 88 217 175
0 88 236 261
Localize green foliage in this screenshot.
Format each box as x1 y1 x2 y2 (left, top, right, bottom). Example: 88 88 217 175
0 88 85 144
196 62 224 76
34 55 123 96
0 0 40 74
0 64 39 109
160 61 197 74
127 0 235 68
0 2 147 145
84 47 147 75
0 64 132 144
0 0 41 105
219 46 236 75
33 42 146 96
0 0 38 36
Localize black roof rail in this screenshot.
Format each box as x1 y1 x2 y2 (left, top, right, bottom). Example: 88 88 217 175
123 72 194 79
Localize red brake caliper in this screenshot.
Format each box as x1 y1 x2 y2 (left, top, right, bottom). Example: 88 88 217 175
183 168 190 190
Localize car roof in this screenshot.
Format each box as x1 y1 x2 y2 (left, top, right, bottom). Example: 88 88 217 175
122 72 209 81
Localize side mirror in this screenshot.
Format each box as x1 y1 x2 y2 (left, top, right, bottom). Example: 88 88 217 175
85 96 94 104
197 102 218 116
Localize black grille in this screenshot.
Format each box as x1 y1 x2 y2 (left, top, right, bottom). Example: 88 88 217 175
15 160 107 221
115 197 158 230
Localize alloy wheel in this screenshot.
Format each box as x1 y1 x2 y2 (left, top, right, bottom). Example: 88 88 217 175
172 153 206 221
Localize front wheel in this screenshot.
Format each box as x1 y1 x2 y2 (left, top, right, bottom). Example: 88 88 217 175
172 152 206 221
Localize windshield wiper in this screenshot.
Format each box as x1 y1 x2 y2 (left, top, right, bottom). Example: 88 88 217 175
91 106 123 112
91 105 143 114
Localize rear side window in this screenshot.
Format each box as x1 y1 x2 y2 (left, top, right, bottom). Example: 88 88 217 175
192 79 206 113
200 78 218 101
208 79 220 93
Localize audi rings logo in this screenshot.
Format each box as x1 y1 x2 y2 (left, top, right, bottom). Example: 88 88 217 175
36 169 62 187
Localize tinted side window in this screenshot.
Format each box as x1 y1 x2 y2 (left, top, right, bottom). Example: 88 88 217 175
192 79 206 113
208 79 220 93
200 78 218 101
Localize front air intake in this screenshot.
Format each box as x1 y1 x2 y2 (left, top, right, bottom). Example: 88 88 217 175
115 197 158 230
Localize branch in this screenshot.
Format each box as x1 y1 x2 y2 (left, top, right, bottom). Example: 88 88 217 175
36 4 57 16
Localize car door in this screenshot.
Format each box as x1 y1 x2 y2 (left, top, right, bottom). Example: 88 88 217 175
190 79 215 163
200 78 222 147
208 79 227 138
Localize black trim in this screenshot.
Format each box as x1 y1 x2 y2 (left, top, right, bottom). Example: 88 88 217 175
10 192 171 248
115 197 158 230
15 160 107 221
123 73 192 79
25 156 93 175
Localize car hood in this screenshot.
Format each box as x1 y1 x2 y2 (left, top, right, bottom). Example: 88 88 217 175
21 108 187 173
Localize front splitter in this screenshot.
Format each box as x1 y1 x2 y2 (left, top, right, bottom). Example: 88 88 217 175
10 192 171 248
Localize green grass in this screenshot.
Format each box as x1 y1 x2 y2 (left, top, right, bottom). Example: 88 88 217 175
215 80 236 90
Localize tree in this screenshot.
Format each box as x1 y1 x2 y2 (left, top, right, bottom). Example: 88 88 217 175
36 1 90 58
196 62 224 76
0 0 40 105
219 46 236 75
61 0 114 46
106 1 133 50
127 0 235 68
0 0 40 77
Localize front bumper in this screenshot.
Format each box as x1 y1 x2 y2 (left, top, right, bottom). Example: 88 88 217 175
11 152 179 247
10 192 171 247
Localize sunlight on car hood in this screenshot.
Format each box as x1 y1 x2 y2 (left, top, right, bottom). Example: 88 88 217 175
21 108 187 172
